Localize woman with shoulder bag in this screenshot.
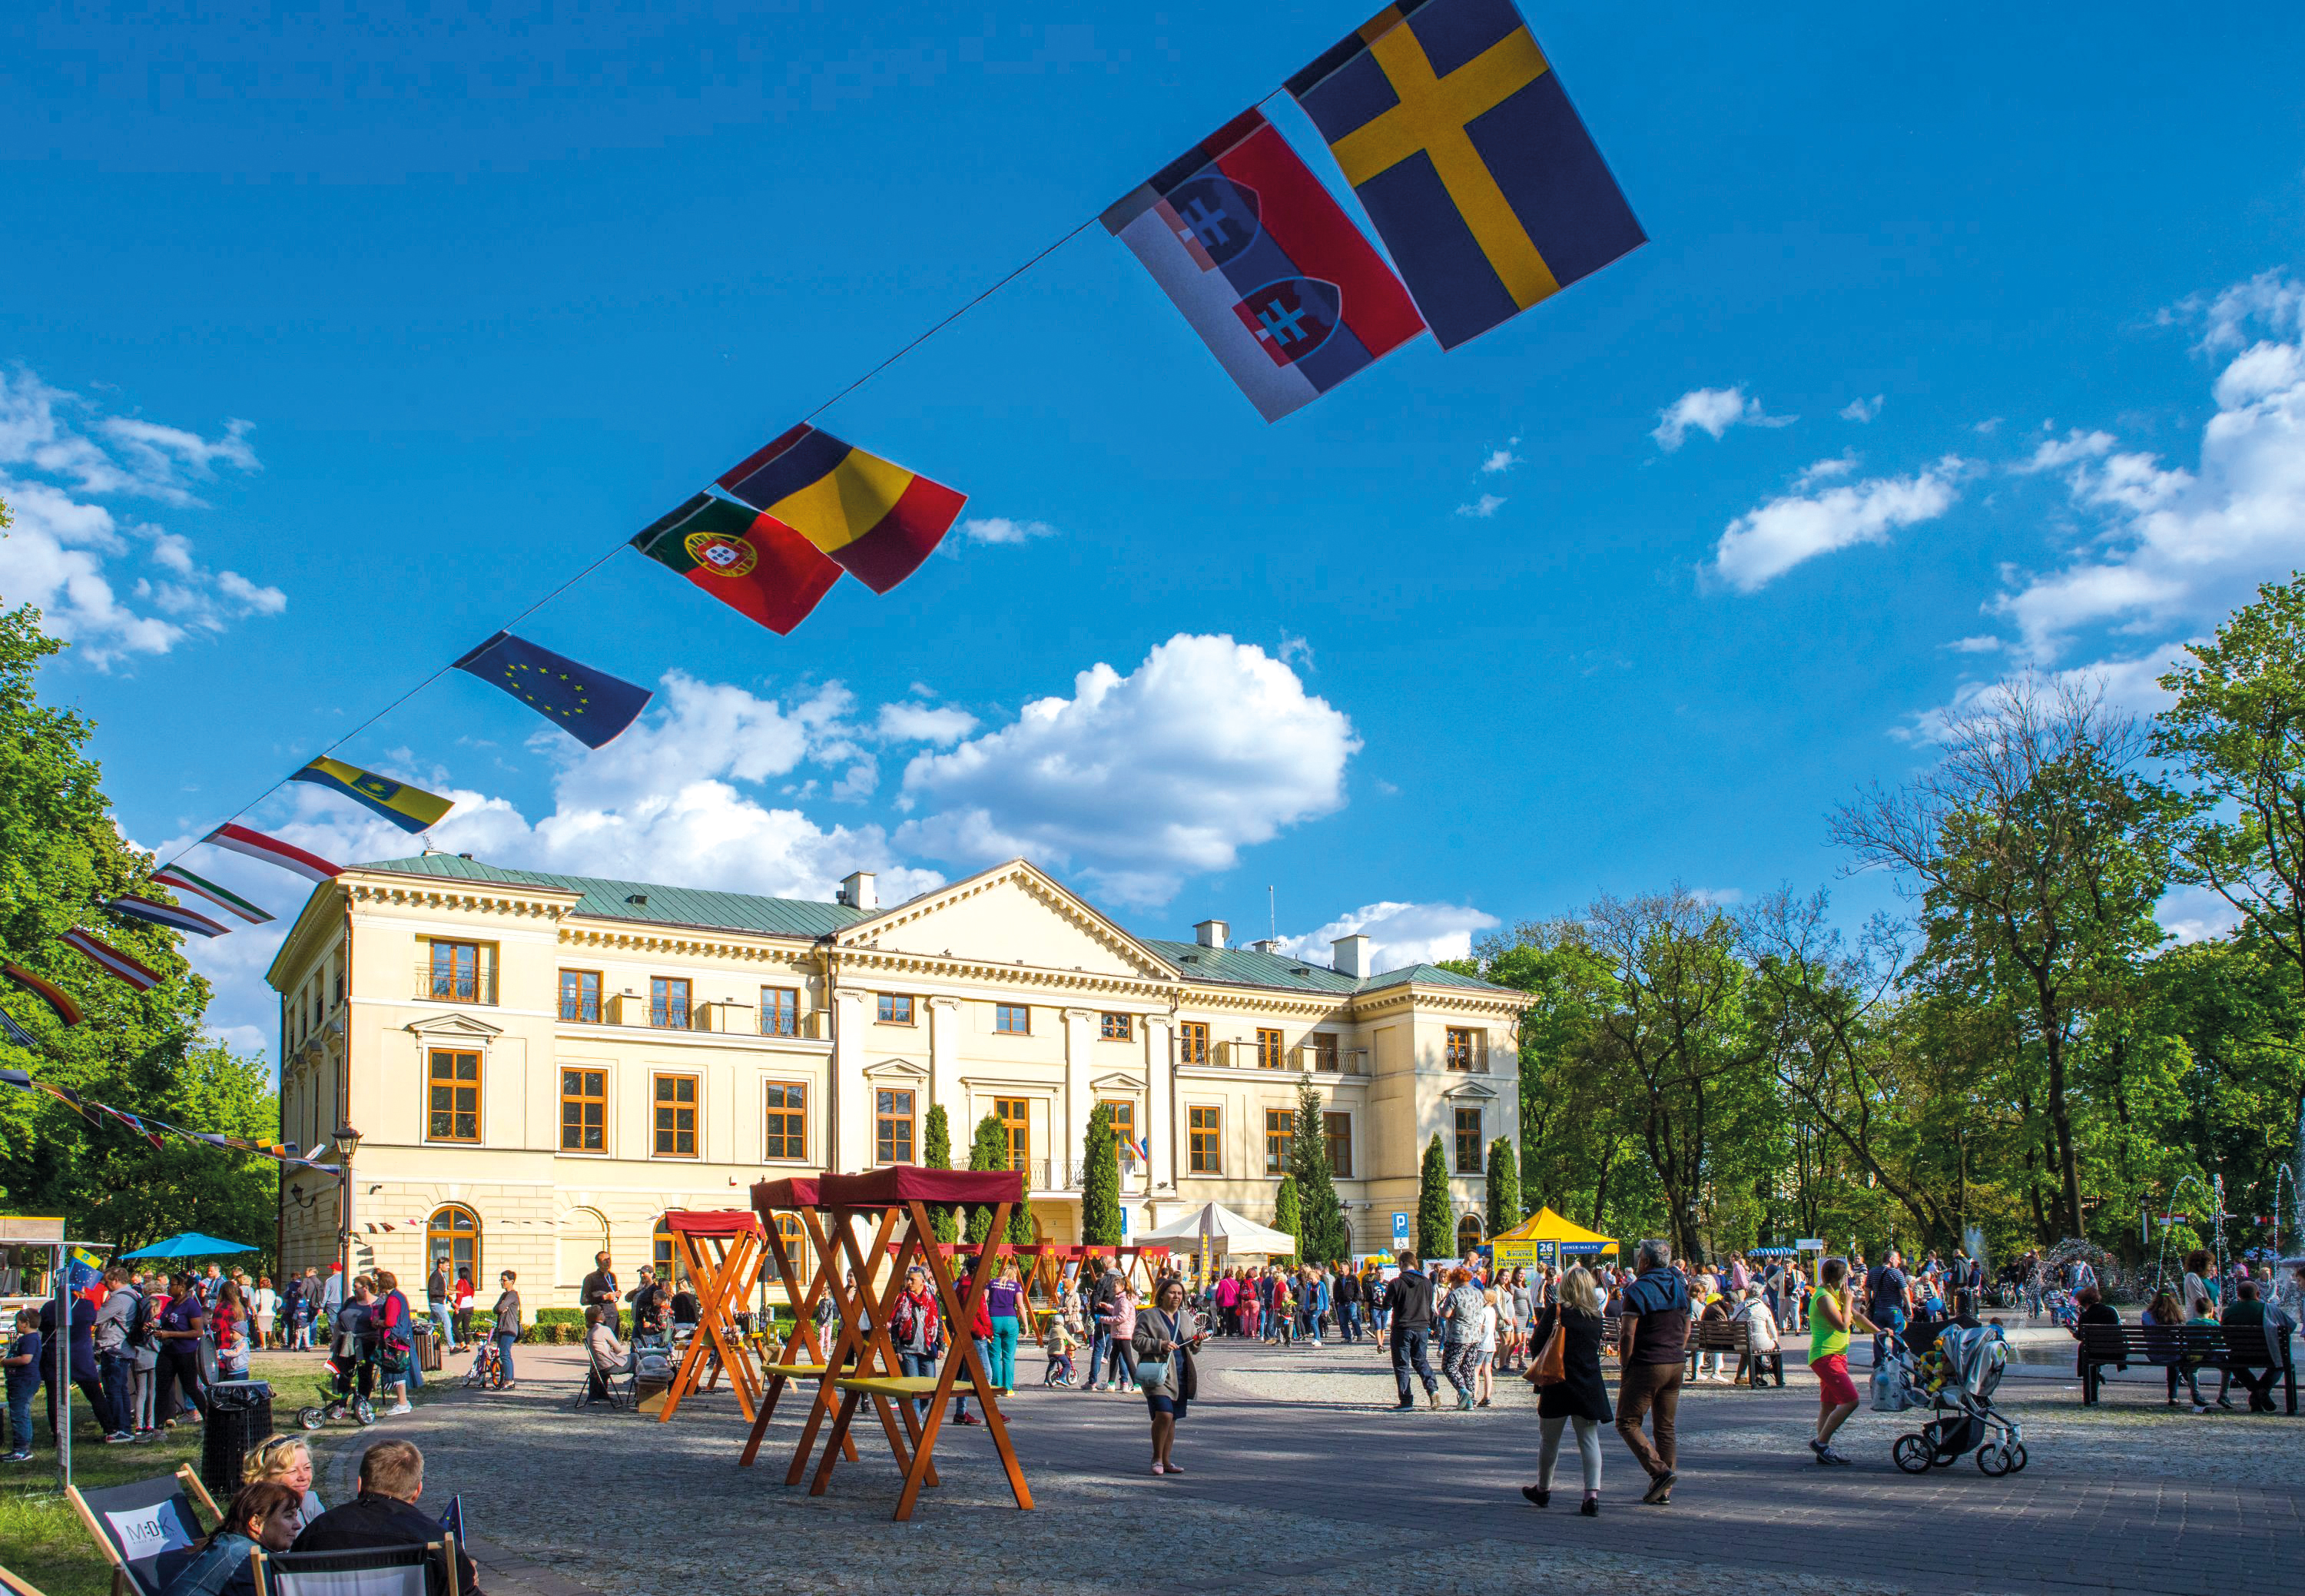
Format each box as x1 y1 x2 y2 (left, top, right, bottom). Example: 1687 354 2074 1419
1521 1264 1611 1516
1132 1277 1206 1477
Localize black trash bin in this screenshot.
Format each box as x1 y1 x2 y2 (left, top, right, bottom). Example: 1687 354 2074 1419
202 1379 274 1504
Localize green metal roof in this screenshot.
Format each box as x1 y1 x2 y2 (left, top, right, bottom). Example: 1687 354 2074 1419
1144 939 1519 998
357 854 870 940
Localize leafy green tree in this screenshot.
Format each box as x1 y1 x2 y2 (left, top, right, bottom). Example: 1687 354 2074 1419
1271 1173 1301 1267
1080 1102 1123 1246
1417 1133 1452 1258
1288 1080 1348 1263
924 1102 959 1241
964 1112 1007 1244
1486 1136 1521 1237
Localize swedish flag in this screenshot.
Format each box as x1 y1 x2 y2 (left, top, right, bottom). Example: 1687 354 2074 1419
450 631 652 750
1288 0 1643 350
290 756 455 834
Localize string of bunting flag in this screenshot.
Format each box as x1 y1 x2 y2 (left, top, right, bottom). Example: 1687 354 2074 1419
0 1064 341 1176
0 0 1643 1036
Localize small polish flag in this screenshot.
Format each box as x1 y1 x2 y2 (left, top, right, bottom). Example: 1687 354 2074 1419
61 928 164 992
204 822 341 883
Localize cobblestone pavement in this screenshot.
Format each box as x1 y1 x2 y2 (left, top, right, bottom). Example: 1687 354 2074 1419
316 1337 2303 1596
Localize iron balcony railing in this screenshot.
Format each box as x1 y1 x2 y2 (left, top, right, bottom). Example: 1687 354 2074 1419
415 964 496 1004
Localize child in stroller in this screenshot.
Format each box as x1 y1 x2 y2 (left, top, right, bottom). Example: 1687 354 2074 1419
1879 1318 2028 1475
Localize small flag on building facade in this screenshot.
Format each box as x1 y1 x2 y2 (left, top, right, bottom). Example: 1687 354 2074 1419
451 632 652 750
2 962 81 1026
105 896 230 938
718 427 967 595
1104 108 1424 420
61 927 164 992
204 823 342 883
631 493 844 637
151 865 275 925
290 757 454 834
1286 0 1643 350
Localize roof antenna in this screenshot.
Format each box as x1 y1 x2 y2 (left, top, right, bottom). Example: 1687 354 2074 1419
1269 884 1275 941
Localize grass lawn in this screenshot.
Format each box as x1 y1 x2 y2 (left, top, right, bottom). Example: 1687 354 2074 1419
0 1348 453 1596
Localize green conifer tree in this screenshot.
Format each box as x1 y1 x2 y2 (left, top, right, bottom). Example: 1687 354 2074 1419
1486 1136 1522 1239
1417 1133 1454 1259
1272 1173 1302 1268
965 1111 1007 1244
1080 1102 1123 1246
924 1102 959 1242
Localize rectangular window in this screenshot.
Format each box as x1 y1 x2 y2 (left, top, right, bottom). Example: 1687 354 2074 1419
763 1080 807 1161
426 1050 481 1143
427 941 485 1003
650 977 692 1031
1454 1106 1483 1174
332 956 344 1008
760 986 800 1038
1178 1021 1210 1066
559 1067 605 1153
1103 1100 1135 1160
1323 1111 1353 1177
1308 1032 1338 1072
559 970 602 1024
993 1002 1030 1035
1188 1105 1222 1174
1099 1012 1132 1041
877 992 915 1026
875 1089 916 1165
1264 1107 1294 1174
995 1096 1030 1171
1256 1027 1286 1070
1445 1027 1478 1071
653 1073 698 1157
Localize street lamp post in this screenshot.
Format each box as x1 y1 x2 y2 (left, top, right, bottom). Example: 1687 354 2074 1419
333 1124 363 1296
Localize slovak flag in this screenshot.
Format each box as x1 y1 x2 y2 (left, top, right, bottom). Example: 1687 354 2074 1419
1103 108 1425 421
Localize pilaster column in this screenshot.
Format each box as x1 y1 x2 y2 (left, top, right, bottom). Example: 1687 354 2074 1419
1061 1008 1097 1182
831 987 871 1173
1144 1016 1176 1207
927 997 962 1142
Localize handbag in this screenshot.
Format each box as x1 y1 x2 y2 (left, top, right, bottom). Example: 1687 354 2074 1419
1528 1321 1567 1387
1134 1308 1179 1388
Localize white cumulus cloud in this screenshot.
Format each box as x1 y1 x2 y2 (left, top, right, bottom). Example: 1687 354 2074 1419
959 516 1059 545
1653 385 1796 452
876 701 980 745
896 633 1359 906
1456 493 1506 519
1839 396 1883 423
1706 458 1963 592
1272 900 1499 977
1481 436 1522 474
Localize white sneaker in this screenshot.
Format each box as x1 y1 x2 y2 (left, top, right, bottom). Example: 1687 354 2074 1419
386 1401 413 1415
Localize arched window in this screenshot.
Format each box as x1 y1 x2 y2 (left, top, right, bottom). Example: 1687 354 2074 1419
773 1213 804 1261
1455 1213 1484 1256
652 1215 687 1284
427 1205 480 1282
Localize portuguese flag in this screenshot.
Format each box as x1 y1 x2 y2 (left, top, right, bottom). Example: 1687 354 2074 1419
630 493 843 636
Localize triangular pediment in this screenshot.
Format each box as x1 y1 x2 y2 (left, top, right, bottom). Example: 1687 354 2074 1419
1441 1079 1498 1100
862 1057 928 1081
405 1012 503 1040
837 861 1174 981
1090 1071 1148 1093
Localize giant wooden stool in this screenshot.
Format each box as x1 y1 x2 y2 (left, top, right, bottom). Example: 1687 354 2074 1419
736 1176 857 1468
655 1209 767 1423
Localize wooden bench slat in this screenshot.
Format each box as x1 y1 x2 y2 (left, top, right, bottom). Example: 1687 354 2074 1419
834 1376 980 1398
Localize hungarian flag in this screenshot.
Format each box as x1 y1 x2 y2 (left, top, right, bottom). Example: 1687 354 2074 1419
718 427 967 595
105 896 230 938
151 864 274 924
1105 108 1424 420
62 927 164 992
2 962 81 1026
204 823 341 883
631 493 843 636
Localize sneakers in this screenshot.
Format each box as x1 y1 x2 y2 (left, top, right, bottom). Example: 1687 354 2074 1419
102 1432 133 1445
1426 1388 1442 1410
386 1401 413 1416
1521 1485 1550 1508
2 1450 31 1463
1458 1389 1475 1411
1477 1397 1492 1408
132 1429 157 1444
1819 1446 1852 1466
1640 1469 1677 1504
955 1410 981 1425
1393 1400 1415 1411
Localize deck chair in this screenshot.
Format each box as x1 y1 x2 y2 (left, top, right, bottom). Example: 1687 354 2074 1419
250 1537 459 1596
1 1562 53 1596
66 1465 221 1596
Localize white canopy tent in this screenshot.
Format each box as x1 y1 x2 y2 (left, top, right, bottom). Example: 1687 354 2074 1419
1138 1200 1297 1256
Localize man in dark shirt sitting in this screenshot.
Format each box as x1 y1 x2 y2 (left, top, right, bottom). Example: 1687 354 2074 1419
295 1438 481 1594
1616 1238 1692 1505
1384 1251 1441 1410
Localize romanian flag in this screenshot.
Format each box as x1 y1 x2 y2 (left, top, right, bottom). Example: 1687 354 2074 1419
631 493 843 637
3 962 81 1026
62 927 164 992
151 865 274 925
718 426 967 595
290 757 454 834
1287 0 1643 350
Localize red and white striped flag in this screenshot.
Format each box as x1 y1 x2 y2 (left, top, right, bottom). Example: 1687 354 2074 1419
203 822 341 883
61 928 164 992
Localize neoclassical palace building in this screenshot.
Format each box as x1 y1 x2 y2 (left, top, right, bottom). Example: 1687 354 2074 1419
269 853 1531 1304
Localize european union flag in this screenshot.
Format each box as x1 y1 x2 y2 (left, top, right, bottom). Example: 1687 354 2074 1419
451 632 652 750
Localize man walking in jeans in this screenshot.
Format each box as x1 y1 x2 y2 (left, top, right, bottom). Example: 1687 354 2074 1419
1616 1238 1691 1505
1385 1251 1441 1409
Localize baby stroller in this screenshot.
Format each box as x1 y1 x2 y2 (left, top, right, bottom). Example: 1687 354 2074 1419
1882 1322 2028 1476
297 1355 378 1430
463 1339 507 1389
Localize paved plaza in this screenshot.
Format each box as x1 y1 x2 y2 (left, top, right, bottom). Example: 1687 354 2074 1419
313 1338 2303 1596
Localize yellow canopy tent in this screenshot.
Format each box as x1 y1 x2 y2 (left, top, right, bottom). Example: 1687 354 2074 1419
1491 1207 1619 1270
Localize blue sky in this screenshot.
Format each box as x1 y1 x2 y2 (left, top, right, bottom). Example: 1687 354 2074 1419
5 2 2303 1057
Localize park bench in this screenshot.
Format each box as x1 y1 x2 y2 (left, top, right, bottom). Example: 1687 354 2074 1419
2078 1322 2296 1414
1687 1316 1785 1387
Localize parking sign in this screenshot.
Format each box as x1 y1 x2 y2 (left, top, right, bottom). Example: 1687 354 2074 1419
1391 1211 1411 1245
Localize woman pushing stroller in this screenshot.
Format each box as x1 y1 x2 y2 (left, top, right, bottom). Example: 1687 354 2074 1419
1807 1256 1878 1465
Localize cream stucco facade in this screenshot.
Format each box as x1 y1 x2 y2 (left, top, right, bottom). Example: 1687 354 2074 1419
267 854 1530 1306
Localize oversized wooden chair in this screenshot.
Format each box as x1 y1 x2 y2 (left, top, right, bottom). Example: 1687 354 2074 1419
655 1208 768 1423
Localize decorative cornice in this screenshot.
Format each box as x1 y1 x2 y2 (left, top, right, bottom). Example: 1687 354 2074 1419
834 944 1175 1000
558 924 821 965
348 878 574 923
1348 985 1529 1021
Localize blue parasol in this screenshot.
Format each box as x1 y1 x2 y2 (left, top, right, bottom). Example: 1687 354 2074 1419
118 1232 257 1259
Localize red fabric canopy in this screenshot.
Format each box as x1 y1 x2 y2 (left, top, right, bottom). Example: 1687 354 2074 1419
751 1176 824 1213
818 1166 1024 1208
663 1208 764 1238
